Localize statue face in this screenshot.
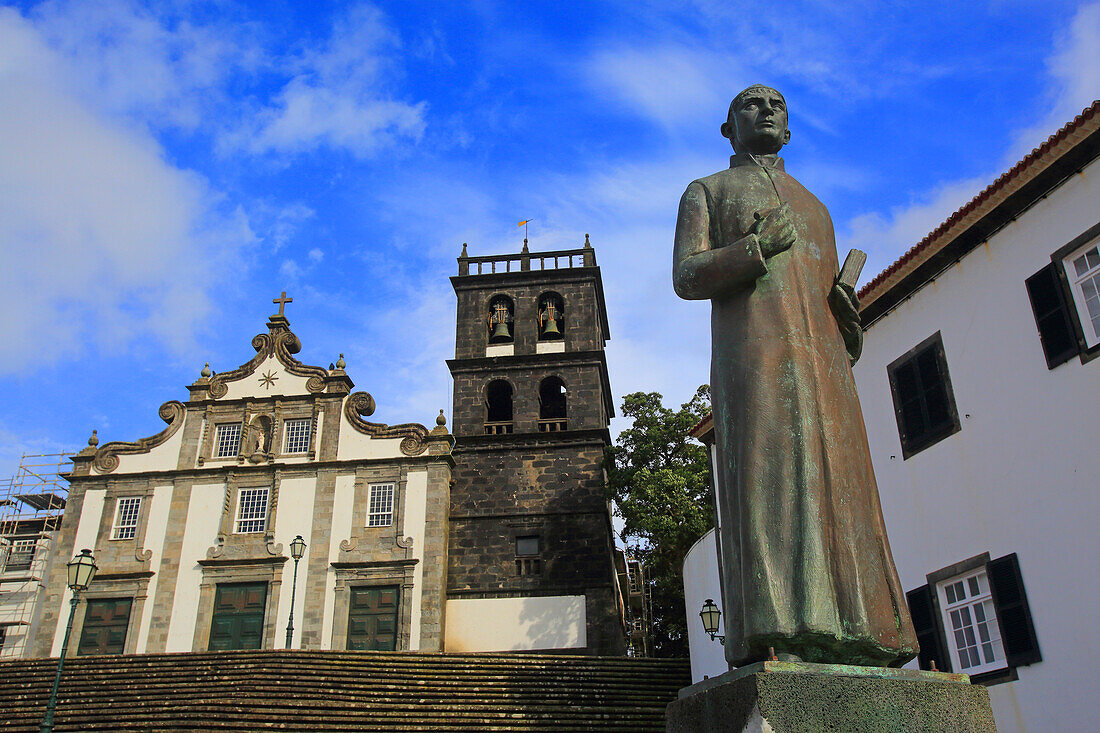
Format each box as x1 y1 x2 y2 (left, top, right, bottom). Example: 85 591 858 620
725 87 790 155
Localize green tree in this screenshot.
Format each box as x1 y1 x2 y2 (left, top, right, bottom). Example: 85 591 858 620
606 385 712 657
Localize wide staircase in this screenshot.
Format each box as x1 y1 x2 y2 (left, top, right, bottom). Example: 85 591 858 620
0 650 690 731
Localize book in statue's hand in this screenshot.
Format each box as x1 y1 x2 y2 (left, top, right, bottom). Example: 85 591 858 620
836 249 867 290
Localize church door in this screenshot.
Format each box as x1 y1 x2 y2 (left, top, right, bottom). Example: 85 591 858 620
77 598 132 655
347 585 399 651
209 582 267 650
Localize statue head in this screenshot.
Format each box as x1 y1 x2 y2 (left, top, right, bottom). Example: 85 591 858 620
722 84 790 155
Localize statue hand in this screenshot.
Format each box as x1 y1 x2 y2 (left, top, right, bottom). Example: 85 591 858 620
753 203 796 258
829 281 863 365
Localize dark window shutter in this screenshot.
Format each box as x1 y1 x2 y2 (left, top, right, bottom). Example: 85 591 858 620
1025 264 1079 369
987 553 1041 668
906 585 950 672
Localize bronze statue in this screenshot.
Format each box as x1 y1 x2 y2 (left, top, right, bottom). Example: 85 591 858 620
673 85 918 668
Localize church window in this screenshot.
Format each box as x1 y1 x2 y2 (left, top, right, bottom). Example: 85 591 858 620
214 423 243 459
283 418 311 454
367 483 395 527
485 380 514 434
515 535 541 576
537 293 565 340
538 377 568 431
1062 237 1100 349
111 497 142 540
907 553 1040 683
487 296 515 344
78 598 133 656
6 538 36 570
235 487 269 534
886 332 960 459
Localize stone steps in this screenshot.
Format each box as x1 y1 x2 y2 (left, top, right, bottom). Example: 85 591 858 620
0 650 689 731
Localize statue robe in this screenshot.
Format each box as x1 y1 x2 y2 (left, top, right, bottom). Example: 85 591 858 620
673 154 918 667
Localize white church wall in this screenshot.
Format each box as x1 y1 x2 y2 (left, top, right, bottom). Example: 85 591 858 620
134 484 173 653
220 356 311 401
271 477 316 649
321 474 356 650
682 528 726 683
335 412 405 461
444 595 586 652
852 159 1100 732
52 488 105 655
164 482 224 652
93 423 185 476
403 469 428 650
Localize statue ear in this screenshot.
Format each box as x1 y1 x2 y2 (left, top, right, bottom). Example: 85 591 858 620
721 122 733 139
783 129 791 143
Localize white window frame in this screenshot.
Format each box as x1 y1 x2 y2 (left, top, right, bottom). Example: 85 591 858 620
282 418 312 454
6 538 36 568
936 569 1006 676
367 483 395 527
111 497 142 540
235 487 269 534
213 423 243 459
1061 235 1100 348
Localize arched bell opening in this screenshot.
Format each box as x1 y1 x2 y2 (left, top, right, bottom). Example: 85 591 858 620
537 293 565 341
487 295 515 344
485 380 514 434
538 376 567 432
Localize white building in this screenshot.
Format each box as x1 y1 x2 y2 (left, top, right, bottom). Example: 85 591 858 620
683 100 1099 732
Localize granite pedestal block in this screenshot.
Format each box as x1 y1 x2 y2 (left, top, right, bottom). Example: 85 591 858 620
666 660 997 732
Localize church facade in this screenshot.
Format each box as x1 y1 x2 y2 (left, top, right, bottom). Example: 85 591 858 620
30 241 629 659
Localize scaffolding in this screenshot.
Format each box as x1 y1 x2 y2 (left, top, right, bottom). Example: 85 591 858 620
0 453 70 658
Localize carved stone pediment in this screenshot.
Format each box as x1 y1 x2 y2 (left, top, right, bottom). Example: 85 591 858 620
344 392 429 456
207 317 329 399
92 401 185 474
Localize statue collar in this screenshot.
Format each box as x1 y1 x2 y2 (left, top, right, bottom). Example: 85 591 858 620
731 153 785 172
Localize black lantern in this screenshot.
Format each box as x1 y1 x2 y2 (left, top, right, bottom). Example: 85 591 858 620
699 598 724 643
66 548 98 591
290 535 307 560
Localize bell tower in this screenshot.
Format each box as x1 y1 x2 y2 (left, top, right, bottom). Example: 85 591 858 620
446 236 625 655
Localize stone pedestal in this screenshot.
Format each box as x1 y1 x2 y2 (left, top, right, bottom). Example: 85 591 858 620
666 660 997 732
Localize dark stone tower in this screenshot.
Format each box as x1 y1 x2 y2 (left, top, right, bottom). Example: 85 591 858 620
447 237 626 655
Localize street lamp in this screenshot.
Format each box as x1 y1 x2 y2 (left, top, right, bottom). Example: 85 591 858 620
699 598 725 644
40 549 98 733
285 535 306 648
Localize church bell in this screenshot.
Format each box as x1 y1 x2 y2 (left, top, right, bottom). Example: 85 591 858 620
540 313 561 337
490 319 512 343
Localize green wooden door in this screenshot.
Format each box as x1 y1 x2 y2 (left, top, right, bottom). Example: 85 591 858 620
78 598 132 655
347 585 399 651
209 582 267 650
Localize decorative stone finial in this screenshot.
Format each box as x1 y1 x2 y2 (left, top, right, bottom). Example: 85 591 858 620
201 362 212 378
336 353 346 369
88 430 99 447
436 410 447 426
460 242 468 258
522 238 529 253
584 233 591 247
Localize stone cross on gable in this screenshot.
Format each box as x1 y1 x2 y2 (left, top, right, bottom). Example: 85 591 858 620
273 291 293 316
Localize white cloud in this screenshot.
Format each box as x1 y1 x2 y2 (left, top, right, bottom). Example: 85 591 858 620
0 8 252 372
234 3 426 158
308 248 325 263
1009 2 1100 159
279 260 302 279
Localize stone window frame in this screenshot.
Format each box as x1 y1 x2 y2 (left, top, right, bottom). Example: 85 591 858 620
886 331 962 459
66 571 154 656
1054 222 1100 357
110 496 143 541
192 557 286 651
272 399 320 460
329 559 418 651
95 483 156 567
347 467 408 544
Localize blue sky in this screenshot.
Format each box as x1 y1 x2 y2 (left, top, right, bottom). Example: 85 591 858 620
1 0 1098 480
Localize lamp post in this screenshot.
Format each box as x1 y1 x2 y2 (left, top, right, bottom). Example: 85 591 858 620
699 598 725 644
40 549 98 733
285 535 306 649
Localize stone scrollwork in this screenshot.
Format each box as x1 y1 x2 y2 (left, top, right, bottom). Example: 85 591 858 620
208 325 328 398
93 401 186 474
344 391 429 456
